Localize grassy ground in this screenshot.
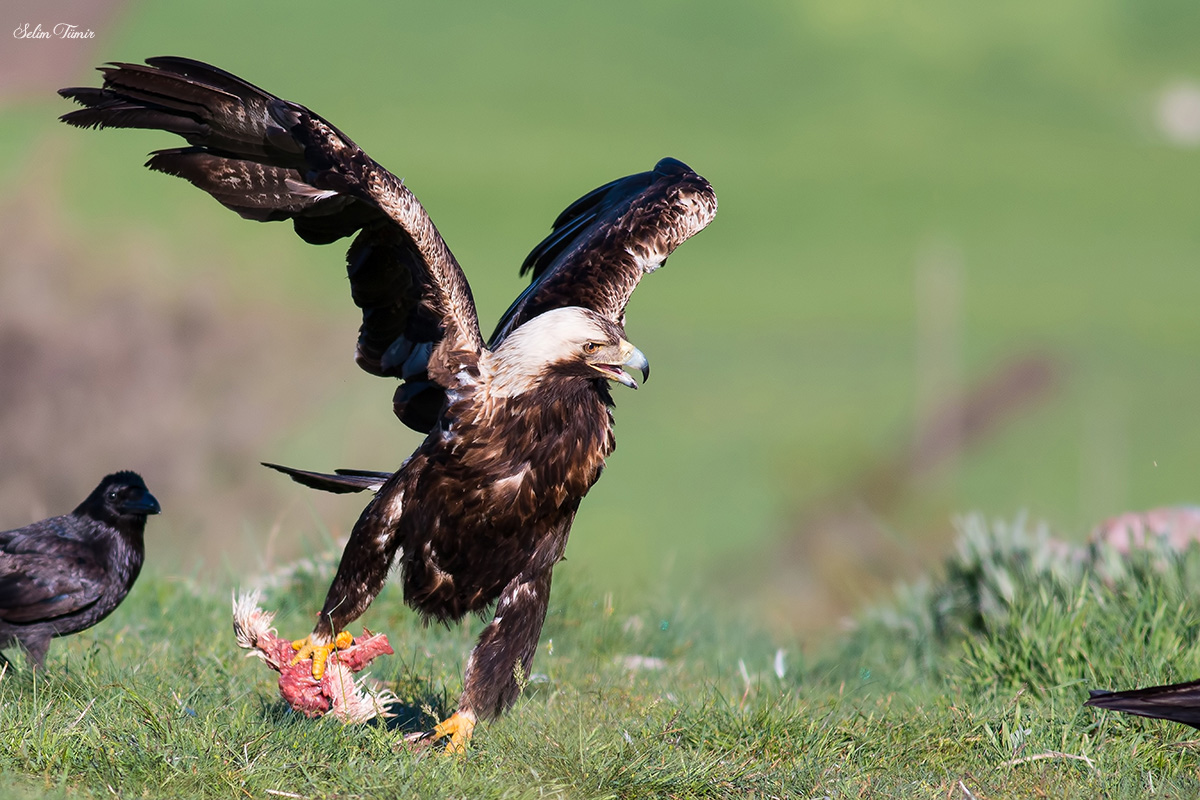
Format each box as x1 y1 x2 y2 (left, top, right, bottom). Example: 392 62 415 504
5 519 1200 798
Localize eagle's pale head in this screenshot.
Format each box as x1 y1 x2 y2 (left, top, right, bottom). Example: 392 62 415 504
485 307 649 397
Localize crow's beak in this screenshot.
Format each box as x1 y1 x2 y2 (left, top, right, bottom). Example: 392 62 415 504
124 490 161 516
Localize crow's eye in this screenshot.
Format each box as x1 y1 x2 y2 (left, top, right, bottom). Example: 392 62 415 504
582 342 601 355
106 489 120 502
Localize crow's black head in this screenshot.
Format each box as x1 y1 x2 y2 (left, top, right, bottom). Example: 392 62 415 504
76 471 162 526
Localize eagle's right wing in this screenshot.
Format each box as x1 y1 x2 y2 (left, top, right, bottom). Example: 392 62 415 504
60 57 483 433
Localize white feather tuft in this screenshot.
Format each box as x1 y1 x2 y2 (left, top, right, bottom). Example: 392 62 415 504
232 590 276 656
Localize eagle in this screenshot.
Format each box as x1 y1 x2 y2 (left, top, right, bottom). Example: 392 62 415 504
59 57 717 750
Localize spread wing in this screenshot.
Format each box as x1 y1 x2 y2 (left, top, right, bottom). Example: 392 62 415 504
0 521 104 623
59 57 483 433
489 157 717 346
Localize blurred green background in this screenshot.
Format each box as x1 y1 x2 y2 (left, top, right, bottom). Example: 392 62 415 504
3 0 1200 633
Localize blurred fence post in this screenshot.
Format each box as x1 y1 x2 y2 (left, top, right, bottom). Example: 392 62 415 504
914 238 965 480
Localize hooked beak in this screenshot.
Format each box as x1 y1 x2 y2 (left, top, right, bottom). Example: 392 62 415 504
612 342 650 390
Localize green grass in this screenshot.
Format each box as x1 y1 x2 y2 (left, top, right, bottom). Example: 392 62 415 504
6 520 1200 798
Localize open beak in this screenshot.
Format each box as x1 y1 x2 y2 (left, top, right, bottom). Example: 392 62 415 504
610 341 650 389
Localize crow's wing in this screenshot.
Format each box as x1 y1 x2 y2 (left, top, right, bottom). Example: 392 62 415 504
0 528 104 623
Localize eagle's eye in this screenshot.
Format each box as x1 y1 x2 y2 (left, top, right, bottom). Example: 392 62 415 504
582 341 602 355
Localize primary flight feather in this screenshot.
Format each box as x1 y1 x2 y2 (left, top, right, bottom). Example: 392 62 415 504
60 57 716 750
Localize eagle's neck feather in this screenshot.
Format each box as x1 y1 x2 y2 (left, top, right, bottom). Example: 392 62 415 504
480 348 546 399
481 308 607 400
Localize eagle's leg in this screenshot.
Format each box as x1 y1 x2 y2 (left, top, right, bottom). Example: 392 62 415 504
430 709 477 754
293 494 403 679
429 568 553 753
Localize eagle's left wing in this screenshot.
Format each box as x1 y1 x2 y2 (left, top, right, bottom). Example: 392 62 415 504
489 157 716 346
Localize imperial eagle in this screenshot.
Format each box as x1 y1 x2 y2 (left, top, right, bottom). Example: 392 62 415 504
60 57 717 750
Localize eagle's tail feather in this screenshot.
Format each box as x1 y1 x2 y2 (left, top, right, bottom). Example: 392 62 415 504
261 462 391 495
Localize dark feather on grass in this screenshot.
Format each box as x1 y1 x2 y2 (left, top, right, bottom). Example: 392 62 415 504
1087 680 1200 729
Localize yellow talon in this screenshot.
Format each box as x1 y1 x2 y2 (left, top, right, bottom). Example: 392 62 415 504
289 631 354 679
431 710 477 754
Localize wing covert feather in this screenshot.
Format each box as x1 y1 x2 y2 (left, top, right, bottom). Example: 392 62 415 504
0 530 105 623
